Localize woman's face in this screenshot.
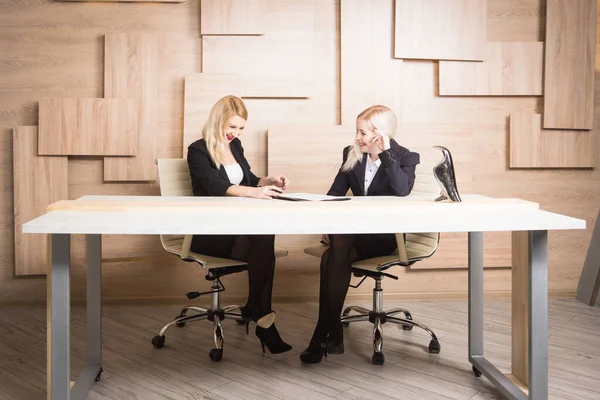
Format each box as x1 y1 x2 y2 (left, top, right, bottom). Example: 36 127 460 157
355 118 377 153
223 114 246 142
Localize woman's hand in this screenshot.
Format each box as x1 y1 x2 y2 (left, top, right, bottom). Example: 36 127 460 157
270 175 290 190
247 185 283 200
372 128 391 152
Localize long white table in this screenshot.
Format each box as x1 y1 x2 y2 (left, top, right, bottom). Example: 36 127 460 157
23 194 586 400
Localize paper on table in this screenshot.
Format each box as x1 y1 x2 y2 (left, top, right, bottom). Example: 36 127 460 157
274 192 351 202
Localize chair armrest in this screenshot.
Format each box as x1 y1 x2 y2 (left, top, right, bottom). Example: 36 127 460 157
180 234 193 260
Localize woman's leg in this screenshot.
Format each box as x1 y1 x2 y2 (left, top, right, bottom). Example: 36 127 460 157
230 235 276 319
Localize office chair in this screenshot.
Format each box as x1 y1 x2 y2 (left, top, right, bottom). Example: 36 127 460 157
304 162 441 365
151 159 288 362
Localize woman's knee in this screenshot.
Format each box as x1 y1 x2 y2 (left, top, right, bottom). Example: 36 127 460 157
249 234 275 250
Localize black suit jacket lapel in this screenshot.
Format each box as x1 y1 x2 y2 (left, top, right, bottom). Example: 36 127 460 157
229 140 252 185
369 160 388 194
353 153 367 195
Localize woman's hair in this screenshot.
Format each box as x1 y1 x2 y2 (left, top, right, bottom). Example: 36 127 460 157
202 95 248 168
341 105 398 172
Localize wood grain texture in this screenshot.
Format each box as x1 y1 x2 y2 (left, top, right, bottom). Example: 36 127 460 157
439 42 544 96
55 0 185 2
13 127 67 276
340 0 403 124
512 231 530 386
182 73 243 158
200 0 266 35
394 0 487 61
510 114 595 168
201 0 314 98
544 0 597 129
487 0 545 42
104 32 159 181
38 98 137 156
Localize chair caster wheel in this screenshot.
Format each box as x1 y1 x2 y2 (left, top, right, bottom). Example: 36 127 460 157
342 322 349 328
473 366 482 377
428 340 440 354
372 352 385 365
402 313 413 331
94 368 103 382
175 314 186 328
209 348 223 362
151 335 165 349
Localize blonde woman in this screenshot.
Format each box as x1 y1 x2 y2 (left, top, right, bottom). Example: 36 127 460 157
300 105 420 363
187 95 291 354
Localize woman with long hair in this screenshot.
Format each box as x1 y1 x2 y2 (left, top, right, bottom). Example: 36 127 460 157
300 105 420 363
187 95 292 354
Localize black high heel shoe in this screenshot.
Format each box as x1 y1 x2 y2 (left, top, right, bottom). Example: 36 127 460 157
300 339 328 363
255 323 292 354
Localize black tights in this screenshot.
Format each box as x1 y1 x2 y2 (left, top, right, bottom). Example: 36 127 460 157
312 233 397 342
192 234 276 319
313 234 360 341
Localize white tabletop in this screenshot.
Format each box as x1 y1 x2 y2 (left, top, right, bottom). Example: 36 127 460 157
21 194 585 235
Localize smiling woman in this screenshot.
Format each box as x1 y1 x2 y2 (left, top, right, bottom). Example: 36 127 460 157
185 95 293 356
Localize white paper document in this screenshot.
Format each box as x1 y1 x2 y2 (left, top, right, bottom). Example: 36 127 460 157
274 192 351 202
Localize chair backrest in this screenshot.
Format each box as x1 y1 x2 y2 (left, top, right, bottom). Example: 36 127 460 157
157 159 194 196
412 161 441 197
156 159 193 258
394 160 440 265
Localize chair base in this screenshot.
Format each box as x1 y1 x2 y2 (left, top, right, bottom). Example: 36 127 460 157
151 279 247 362
341 275 441 365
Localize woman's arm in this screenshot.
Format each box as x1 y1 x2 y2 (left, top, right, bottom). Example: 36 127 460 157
379 150 418 196
188 147 233 196
327 147 351 196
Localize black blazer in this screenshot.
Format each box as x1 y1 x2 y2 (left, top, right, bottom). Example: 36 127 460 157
328 139 419 197
187 138 260 197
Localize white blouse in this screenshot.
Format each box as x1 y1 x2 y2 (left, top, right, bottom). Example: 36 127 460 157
364 157 381 195
224 163 244 185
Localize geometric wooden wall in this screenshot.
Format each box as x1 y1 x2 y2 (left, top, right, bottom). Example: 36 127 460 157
104 32 159 181
439 42 544 96
13 127 68 275
394 0 487 61
509 114 595 168
38 98 137 156
544 0 597 130
200 0 266 35
201 0 314 98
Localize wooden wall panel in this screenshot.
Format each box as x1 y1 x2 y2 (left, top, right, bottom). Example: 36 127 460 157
341 0 403 124
104 32 159 181
182 73 243 158
200 0 266 35
439 42 544 96
56 0 185 2
13 127 67 276
394 0 487 61
510 114 595 168
544 0 597 129
201 0 314 98
487 0 545 42
38 98 137 156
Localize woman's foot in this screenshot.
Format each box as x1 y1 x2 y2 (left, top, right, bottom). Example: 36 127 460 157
300 339 328 363
255 323 292 354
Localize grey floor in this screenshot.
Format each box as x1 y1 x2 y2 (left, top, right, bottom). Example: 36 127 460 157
0 299 599 399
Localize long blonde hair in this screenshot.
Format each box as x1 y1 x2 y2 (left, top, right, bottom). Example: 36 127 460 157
202 95 248 168
342 105 398 172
